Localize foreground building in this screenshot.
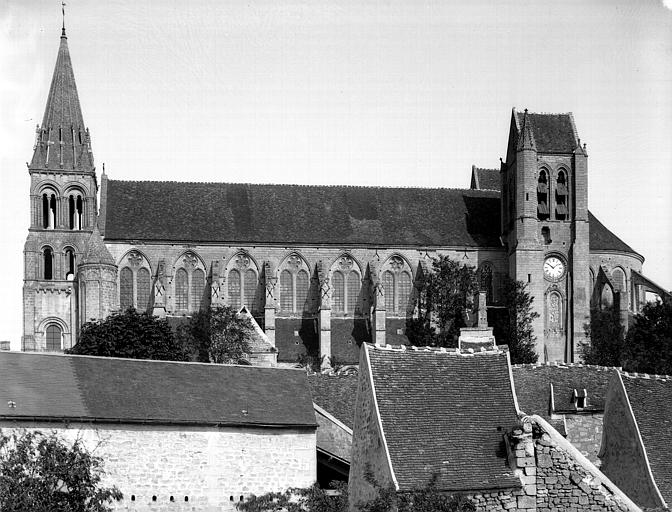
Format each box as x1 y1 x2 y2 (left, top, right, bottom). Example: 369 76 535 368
23 24 666 363
600 371 672 509
0 351 316 511
349 343 641 511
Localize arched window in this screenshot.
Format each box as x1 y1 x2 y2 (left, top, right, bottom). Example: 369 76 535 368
383 271 395 311
612 268 626 293
279 270 293 312
601 285 614 310
228 269 241 309
136 267 151 312
332 271 345 313
190 268 205 311
64 248 75 280
244 269 257 309
346 270 360 313
42 192 57 229
296 269 309 311
398 271 412 314
555 170 568 220
120 267 133 310
45 324 62 352
175 268 189 310
537 170 549 220
43 247 53 280
68 193 84 230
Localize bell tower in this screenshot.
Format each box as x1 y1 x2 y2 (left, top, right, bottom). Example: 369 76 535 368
501 109 589 362
22 24 107 351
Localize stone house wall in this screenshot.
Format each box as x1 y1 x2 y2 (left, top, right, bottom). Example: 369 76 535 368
0 421 316 512
565 413 603 465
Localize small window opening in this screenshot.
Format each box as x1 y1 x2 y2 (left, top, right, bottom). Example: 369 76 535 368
537 170 549 220
230 496 234 502
58 127 62 142
69 195 83 230
131 495 135 502
78 130 82 144
527 274 531 283
240 496 244 502
170 496 175 502
184 496 189 502
573 388 588 409
65 249 75 280
526 192 529 201
541 226 551 245
152 495 157 502
43 248 53 280
42 193 56 229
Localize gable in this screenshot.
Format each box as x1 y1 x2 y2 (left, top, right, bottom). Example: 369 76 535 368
514 111 578 153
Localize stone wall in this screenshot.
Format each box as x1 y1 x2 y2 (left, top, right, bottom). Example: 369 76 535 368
0 421 316 512
565 413 603 465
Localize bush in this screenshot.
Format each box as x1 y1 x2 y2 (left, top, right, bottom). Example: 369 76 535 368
582 307 624 367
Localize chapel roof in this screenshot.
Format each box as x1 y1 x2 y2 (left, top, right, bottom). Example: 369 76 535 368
470 167 501 191
308 372 359 429
0 351 316 428
621 373 672 505
364 345 521 492
103 181 502 247
588 211 641 257
30 29 93 172
514 110 578 154
512 363 617 434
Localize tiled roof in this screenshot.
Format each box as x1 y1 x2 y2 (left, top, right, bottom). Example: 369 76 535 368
512 364 617 432
365 345 521 492
589 211 641 257
308 373 359 429
471 167 501 191
103 181 502 248
80 227 115 265
514 111 577 153
0 352 316 428
621 373 672 505
30 32 93 172
238 306 276 354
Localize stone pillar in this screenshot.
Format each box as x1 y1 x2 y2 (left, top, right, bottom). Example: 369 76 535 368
209 260 222 309
152 259 167 318
369 261 386 346
509 419 537 511
317 261 332 369
263 262 276 348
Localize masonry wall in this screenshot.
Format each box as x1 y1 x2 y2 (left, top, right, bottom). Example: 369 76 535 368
315 409 352 463
565 413 603 465
0 421 316 512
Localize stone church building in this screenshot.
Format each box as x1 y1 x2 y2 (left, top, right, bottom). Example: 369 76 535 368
23 27 666 364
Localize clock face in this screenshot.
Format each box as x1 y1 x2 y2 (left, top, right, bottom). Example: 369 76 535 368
544 256 566 281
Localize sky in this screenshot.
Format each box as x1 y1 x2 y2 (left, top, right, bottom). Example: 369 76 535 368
0 0 671 349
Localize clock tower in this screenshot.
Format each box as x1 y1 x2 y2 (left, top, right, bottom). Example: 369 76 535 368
501 109 589 362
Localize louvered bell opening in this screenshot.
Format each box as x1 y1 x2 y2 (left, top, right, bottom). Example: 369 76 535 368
538 202 549 215
537 182 548 193
556 204 568 215
556 183 568 196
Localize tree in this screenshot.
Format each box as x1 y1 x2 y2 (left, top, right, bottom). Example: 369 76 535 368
236 482 348 512
406 256 478 347
176 306 253 364
0 429 122 512
621 299 672 374
581 307 624 367
492 277 539 364
67 308 189 361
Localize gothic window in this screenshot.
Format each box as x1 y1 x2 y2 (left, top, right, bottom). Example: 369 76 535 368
120 267 133 310
119 251 152 312
136 268 151 311
383 271 395 311
537 170 549 220
190 268 205 311
332 271 345 313
278 255 313 314
279 270 293 312
479 263 494 304
398 271 412 314
64 248 75 280
612 268 626 293
42 192 57 229
43 247 53 280
45 324 62 352
175 268 189 310
68 193 84 230
541 226 551 245
244 269 257 310
228 269 242 309
601 284 614 310
296 269 309 311
346 270 361 313
555 170 568 220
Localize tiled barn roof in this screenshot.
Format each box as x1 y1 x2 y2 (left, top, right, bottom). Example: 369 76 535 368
512 363 617 434
103 179 639 257
0 352 316 428
308 372 359 429
365 345 521 492
470 167 501 191
621 373 672 505
514 111 578 154
103 181 502 247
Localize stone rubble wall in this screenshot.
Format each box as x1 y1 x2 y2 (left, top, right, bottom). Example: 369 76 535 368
565 413 604 465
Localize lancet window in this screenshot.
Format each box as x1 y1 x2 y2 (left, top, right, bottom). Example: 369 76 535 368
174 252 206 313
68 192 84 230
64 248 76 280
227 253 259 312
119 251 152 312
278 254 311 314
381 256 412 317
43 247 54 280
537 170 549 220
42 191 57 229
331 255 361 314
555 170 568 220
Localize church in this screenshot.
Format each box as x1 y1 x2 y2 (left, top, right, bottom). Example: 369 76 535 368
22 26 667 365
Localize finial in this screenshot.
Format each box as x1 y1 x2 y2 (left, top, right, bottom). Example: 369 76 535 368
524 108 528 114
102 162 106 174
61 2 67 36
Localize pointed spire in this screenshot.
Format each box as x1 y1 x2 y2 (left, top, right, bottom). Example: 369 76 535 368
81 225 115 266
517 108 537 152
29 26 93 172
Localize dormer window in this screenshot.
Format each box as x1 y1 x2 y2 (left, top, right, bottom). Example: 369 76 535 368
537 170 549 220
572 388 588 409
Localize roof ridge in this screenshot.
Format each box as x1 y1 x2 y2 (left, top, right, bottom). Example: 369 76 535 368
620 370 672 381
0 351 305 372
513 362 621 371
106 179 500 194
371 344 506 356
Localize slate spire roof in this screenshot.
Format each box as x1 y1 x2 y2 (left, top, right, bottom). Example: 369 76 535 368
513 108 578 154
30 28 93 172
80 226 115 266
